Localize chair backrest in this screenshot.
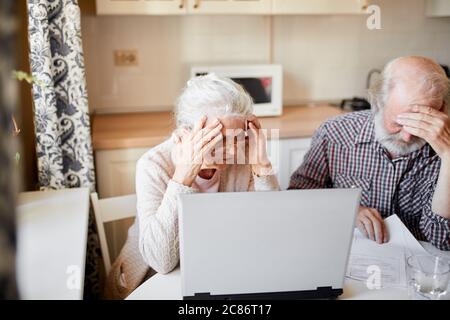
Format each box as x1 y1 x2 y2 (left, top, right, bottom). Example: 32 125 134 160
90 192 137 275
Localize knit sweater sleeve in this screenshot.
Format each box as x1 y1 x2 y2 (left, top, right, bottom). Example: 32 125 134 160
135 154 198 274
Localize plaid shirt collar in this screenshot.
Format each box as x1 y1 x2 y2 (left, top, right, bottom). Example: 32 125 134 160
354 112 436 159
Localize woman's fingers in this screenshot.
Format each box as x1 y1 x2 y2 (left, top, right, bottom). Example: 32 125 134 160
192 115 207 136
194 122 223 150
201 133 223 155
193 118 221 142
172 132 182 144
247 114 262 129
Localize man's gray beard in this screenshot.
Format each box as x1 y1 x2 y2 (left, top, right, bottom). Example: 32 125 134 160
373 109 426 157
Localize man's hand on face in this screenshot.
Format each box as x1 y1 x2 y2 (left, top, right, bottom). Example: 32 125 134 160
396 104 450 161
356 206 389 244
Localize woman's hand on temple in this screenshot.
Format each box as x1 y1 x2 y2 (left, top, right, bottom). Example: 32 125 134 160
246 115 273 176
172 116 223 187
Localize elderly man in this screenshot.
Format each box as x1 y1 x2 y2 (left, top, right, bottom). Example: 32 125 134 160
289 56 450 250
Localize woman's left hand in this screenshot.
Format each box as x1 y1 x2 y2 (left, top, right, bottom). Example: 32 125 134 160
246 115 273 176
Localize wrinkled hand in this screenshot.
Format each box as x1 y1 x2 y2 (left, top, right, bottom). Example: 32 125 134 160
356 206 388 244
397 104 450 160
246 115 273 176
172 116 223 186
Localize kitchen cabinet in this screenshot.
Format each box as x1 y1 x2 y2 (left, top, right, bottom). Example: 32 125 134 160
187 0 271 15
272 0 369 15
96 0 368 15
96 0 187 15
95 147 149 198
268 137 312 190
426 0 450 17
96 0 271 15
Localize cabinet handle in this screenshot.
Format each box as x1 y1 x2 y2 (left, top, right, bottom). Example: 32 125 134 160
179 0 185 9
360 0 369 11
193 0 200 9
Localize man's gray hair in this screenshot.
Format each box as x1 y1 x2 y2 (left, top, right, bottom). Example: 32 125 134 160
175 73 254 129
368 57 450 114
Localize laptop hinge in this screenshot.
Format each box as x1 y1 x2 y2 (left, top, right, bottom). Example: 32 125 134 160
316 286 338 298
185 288 343 300
193 292 214 299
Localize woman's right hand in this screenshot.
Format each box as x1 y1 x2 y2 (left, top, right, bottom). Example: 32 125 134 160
172 116 223 187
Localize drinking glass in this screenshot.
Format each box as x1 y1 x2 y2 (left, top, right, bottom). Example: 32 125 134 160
407 255 450 300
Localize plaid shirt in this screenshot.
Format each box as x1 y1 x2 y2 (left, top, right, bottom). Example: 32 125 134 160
289 110 450 251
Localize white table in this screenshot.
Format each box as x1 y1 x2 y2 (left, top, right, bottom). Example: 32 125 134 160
16 188 90 300
127 242 450 300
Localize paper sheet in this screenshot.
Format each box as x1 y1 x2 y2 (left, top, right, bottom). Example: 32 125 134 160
346 214 427 288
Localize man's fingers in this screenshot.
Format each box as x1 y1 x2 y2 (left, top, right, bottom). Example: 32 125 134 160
410 104 445 118
383 223 389 243
368 208 382 220
367 210 384 244
402 125 429 140
368 209 388 244
396 118 436 133
397 112 444 125
359 216 375 241
356 220 369 238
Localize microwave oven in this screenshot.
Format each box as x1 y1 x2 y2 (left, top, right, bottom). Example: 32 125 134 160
190 64 283 117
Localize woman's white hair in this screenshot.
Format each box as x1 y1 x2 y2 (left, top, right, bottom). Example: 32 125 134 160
175 73 254 129
368 56 450 114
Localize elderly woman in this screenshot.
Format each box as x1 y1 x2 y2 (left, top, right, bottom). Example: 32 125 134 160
105 74 279 299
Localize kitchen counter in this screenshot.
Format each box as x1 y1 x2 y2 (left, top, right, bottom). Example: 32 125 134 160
91 104 346 151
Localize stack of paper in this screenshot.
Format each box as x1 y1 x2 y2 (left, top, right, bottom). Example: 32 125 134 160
346 214 428 288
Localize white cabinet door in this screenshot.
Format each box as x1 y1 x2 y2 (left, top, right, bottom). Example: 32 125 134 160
96 0 187 15
267 137 312 190
281 137 312 190
426 0 450 16
95 147 149 198
272 0 369 15
187 0 272 14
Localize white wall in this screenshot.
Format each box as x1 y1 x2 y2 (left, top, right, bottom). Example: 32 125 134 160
81 0 450 114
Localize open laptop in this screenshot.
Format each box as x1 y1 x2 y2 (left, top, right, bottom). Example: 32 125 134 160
178 188 360 300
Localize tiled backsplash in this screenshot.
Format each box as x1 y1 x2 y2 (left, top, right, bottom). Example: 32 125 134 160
81 0 450 114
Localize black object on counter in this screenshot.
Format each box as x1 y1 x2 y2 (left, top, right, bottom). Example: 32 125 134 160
340 97 371 111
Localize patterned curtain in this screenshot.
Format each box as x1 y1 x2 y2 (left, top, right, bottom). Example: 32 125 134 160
27 0 101 298
0 0 19 299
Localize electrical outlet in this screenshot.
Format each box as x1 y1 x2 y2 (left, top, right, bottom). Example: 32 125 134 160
114 50 139 67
